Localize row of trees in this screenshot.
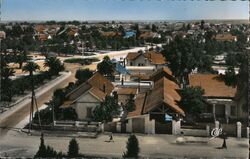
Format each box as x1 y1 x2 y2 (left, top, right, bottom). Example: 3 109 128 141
35 133 140 158
35 134 79 158
0 57 64 102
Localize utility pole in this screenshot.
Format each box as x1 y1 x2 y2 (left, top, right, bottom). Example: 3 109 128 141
247 47 250 151
29 71 42 133
51 100 55 126
0 0 2 102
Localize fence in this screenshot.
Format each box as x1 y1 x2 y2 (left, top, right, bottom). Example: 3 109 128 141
32 120 102 132
173 120 249 138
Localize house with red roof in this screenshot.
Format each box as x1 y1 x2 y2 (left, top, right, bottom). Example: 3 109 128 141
125 67 185 134
61 72 114 121
189 74 240 123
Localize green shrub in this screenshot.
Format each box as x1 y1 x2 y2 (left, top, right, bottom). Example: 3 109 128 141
123 134 140 158
68 138 79 157
64 58 99 65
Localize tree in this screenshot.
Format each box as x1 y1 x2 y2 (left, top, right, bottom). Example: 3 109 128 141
224 66 237 87
121 94 135 131
223 50 248 112
121 94 135 122
151 24 157 32
1 79 15 102
123 134 140 158
14 77 29 94
186 23 191 30
23 61 40 76
200 20 205 30
131 24 140 40
34 133 60 158
22 61 40 132
75 68 93 85
118 25 126 37
34 133 47 158
44 57 64 76
68 138 79 157
16 51 29 69
162 35 211 85
97 56 114 77
1 65 15 101
1 66 15 80
178 86 206 119
93 95 120 122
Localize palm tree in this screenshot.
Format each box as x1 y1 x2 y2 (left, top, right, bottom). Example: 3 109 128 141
22 62 41 132
16 51 29 69
0 66 15 102
1 66 15 80
44 57 64 76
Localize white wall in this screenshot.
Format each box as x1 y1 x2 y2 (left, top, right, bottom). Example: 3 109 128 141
127 54 151 66
74 92 100 120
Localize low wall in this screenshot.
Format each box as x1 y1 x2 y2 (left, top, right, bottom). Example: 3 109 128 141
104 122 117 132
172 120 209 137
126 114 155 134
179 128 208 137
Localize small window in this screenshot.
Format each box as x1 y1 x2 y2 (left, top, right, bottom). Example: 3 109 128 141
130 62 133 66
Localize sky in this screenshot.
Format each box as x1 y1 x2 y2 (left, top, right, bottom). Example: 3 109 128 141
2 0 249 21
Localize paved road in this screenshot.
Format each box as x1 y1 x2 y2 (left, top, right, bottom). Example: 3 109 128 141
0 131 248 158
0 63 78 136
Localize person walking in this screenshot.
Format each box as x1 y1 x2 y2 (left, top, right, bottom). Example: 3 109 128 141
221 132 227 149
109 133 114 142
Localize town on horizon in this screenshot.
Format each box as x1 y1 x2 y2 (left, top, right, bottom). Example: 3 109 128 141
0 1 249 158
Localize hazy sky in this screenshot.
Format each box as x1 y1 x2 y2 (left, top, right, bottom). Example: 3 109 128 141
2 0 249 21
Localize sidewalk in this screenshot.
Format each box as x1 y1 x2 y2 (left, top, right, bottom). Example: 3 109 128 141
0 71 71 125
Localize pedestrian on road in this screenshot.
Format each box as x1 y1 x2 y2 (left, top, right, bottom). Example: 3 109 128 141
221 132 227 149
109 133 114 142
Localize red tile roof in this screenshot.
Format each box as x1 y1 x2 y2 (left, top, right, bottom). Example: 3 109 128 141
215 33 237 42
189 74 236 98
62 72 114 108
126 51 167 65
150 67 174 82
87 72 114 95
144 51 167 65
128 76 185 117
126 52 142 61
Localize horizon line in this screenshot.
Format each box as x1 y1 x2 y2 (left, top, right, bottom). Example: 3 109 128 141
1 18 249 23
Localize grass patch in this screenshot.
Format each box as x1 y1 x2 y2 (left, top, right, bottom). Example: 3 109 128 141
64 58 99 65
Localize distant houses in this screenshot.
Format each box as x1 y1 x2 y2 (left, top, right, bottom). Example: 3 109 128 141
214 33 237 42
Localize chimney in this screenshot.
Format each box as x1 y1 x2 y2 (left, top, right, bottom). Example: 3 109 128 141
121 77 124 86
138 72 141 93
